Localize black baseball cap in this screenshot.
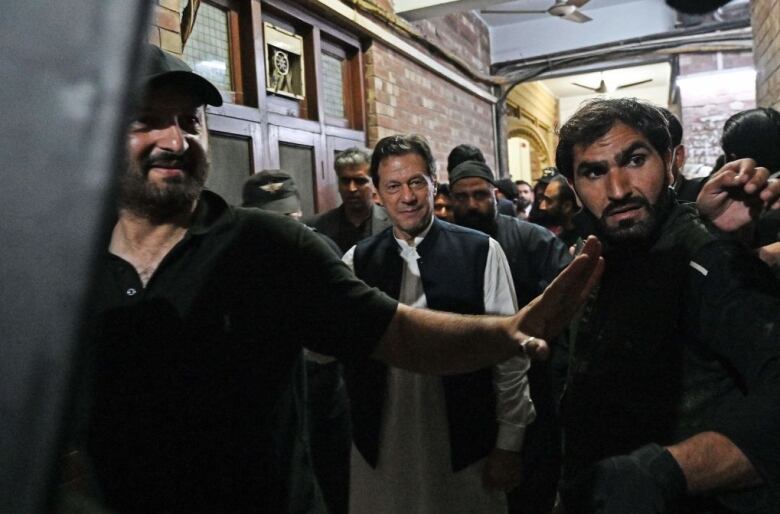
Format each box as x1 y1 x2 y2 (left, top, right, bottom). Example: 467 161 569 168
143 45 223 107
242 170 302 214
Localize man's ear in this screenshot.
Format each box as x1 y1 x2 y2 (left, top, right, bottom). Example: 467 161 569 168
663 150 675 185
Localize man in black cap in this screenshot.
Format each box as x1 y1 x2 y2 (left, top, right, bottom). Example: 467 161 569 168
242 169 340 256
449 161 570 308
82 45 604 514
449 160 571 514
243 169 305 218
446 144 517 216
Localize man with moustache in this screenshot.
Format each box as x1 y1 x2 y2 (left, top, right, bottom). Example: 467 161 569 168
449 160 570 514
342 134 534 514
84 46 605 514
555 98 780 513
538 175 580 248
515 180 534 220
308 147 390 253
449 161 570 319
446 144 517 217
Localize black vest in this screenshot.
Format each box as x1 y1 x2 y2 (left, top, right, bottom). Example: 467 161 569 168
347 218 496 471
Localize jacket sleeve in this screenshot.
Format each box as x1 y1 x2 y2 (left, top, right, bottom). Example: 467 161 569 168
685 239 780 491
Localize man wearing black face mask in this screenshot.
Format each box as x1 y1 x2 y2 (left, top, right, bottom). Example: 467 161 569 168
556 98 780 514
450 160 570 514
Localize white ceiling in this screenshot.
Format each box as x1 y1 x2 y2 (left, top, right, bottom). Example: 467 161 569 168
478 0 632 26
397 1 750 64
489 0 678 62
536 61 672 122
539 61 671 97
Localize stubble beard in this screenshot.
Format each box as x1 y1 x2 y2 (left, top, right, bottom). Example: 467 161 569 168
516 197 531 211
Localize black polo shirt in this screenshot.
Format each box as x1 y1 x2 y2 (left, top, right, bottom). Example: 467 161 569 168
86 191 397 513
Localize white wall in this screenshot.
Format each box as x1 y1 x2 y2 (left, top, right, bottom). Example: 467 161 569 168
491 0 677 63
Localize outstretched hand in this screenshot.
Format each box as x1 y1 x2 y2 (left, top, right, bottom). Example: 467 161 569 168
697 158 780 232
512 236 604 360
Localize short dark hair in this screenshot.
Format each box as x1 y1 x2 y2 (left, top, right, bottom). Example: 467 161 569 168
370 134 437 187
436 182 451 198
447 144 485 172
721 108 780 172
657 107 683 147
548 175 577 208
334 147 371 175
556 98 672 180
495 178 519 200
515 180 531 189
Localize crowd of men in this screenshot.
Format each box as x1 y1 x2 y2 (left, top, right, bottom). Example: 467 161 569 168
65 45 780 514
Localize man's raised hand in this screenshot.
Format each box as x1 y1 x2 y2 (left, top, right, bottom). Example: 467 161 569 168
697 158 780 232
512 236 604 360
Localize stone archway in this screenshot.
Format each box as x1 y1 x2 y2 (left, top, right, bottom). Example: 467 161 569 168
507 118 555 182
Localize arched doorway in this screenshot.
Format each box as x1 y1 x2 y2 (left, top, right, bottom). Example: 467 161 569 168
507 121 554 182
507 136 532 183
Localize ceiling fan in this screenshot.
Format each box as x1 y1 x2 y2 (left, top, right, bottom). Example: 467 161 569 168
571 76 654 94
482 0 593 23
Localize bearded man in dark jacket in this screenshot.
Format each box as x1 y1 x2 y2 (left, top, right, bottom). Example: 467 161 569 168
555 98 780 514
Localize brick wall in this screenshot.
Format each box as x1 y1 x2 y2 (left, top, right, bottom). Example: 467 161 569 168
150 0 183 55
679 85 755 168
412 12 491 75
364 41 497 182
678 52 754 75
677 53 756 168
752 0 780 109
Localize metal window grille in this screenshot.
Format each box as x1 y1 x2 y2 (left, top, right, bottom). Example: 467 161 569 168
321 52 345 119
183 2 233 94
